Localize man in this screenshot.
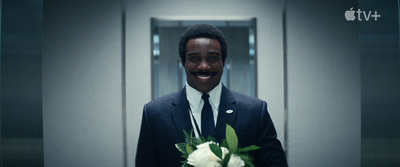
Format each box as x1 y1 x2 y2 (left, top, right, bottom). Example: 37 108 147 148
136 24 287 167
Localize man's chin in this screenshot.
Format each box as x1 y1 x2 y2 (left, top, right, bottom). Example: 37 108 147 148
196 87 212 93
193 83 218 93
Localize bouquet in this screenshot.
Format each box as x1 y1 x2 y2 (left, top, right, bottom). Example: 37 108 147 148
175 124 260 167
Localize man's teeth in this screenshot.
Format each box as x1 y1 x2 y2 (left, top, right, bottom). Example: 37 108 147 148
198 75 211 79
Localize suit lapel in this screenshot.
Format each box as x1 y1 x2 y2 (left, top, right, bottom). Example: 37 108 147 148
170 85 238 142
170 87 193 141
215 85 238 143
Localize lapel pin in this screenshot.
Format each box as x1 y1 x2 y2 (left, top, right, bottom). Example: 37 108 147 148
226 110 233 114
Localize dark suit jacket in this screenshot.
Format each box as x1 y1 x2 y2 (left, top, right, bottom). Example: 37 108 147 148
136 85 287 167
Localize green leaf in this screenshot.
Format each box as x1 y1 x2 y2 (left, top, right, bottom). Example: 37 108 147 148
186 144 193 154
221 139 228 148
225 124 238 153
222 153 231 166
238 145 260 153
175 143 187 154
207 135 215 142
209 143 223 159
238 154 255 167
183 130 194 145
182 162 193 167
183 130 192 139
194 137 205 146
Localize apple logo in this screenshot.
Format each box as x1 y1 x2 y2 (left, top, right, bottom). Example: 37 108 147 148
345 7 356 21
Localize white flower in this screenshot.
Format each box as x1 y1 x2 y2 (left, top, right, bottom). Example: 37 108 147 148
186 142 244 167
227 154 245 167
187 142 222 167
221 147 229 158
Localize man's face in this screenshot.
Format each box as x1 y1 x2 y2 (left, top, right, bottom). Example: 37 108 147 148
185 38 224 93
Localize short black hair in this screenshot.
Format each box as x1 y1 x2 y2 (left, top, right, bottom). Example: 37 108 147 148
179 24 227 66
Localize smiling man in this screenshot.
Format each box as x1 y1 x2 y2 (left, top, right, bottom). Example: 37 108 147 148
185 37 223 93
136 24 287 167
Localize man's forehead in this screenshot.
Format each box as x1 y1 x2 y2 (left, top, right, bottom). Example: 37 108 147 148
187 37 220 45
190 37 212 43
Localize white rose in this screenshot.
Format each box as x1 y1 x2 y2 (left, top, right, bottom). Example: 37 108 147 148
187 142 222 167
221 147 229 158
227 154 245 167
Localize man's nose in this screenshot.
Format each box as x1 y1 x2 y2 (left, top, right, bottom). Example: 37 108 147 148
198 60 210 70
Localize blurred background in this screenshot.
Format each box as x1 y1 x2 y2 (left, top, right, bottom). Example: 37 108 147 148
0 0 399 166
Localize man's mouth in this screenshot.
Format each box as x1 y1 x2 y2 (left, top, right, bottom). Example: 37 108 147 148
197 75 211 80
191 71 217 80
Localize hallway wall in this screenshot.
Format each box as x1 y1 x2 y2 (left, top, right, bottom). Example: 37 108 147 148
41 0 360 166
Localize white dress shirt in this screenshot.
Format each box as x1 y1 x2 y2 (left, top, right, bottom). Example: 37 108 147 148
186 82 222 137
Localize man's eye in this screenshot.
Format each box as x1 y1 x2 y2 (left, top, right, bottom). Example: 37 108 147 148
189 56 200 61
209 56 219 61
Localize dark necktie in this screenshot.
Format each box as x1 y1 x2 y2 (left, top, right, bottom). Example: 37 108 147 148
201 94 215 138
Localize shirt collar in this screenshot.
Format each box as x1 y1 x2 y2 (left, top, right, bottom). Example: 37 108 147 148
186 82 222 112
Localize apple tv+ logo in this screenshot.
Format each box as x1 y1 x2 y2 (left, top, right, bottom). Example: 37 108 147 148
345 7 381 21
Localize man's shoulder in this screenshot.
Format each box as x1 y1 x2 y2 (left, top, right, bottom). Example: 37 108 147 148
228 89 266 106
230 90 263 103
146 91 180 107
142 91 181 116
